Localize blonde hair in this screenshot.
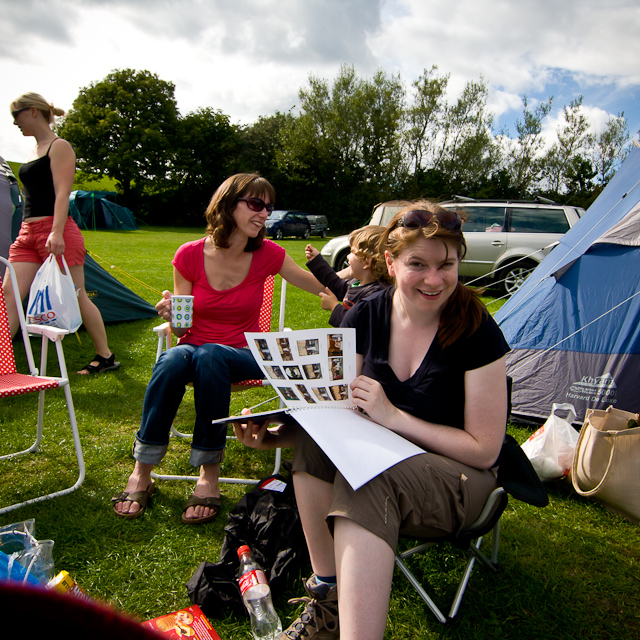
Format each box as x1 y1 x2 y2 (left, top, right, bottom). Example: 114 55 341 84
10 92 65 124
382 200 487 348
348 225 393 284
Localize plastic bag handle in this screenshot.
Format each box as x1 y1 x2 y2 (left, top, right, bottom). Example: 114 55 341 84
551 403 577 425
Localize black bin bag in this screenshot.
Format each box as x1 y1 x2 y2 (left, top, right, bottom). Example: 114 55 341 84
187 466 309 618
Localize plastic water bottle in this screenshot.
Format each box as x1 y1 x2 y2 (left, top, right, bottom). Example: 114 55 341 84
237 545 282 640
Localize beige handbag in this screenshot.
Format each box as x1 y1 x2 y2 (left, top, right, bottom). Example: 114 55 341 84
572 406 640 524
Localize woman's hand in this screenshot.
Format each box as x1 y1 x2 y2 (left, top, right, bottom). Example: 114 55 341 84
232 412 279 450
319 287 339 311
156 290 172 321
350 375 397 427
45 230 65 256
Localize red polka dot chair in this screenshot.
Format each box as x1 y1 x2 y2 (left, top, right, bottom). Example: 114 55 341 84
150 276 287 485
0 257 85 515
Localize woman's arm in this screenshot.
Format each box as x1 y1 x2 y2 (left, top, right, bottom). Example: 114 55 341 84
350 356 507 469
278 253 325 295
47 139 76 255
155 266 193 338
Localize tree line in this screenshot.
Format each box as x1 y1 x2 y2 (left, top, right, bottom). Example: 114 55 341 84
58 67 635 232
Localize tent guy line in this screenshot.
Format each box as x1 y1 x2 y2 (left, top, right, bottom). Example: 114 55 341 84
507 289 640 376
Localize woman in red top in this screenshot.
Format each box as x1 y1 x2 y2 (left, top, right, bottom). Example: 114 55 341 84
112 173 324 524
5 92 118 374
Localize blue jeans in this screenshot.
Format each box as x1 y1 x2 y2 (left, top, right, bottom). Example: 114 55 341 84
134 343 264 467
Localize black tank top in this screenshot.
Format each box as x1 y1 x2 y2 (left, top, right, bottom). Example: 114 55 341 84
19 139 58 220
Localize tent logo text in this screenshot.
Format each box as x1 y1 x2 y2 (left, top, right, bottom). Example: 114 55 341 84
566 373 618 404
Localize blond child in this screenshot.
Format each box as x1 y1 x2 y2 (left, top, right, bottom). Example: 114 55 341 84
305 225 392 327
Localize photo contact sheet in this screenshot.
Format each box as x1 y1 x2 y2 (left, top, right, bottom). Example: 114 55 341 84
246 328 357 409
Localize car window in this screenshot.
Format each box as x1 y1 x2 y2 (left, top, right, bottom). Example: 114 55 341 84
460 206 506 232
509 207 570 233
268 212 286 221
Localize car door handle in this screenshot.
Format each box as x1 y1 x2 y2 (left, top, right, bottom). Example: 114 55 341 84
490 240 505 246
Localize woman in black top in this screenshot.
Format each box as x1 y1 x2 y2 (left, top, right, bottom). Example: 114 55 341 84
5 92 118 374
235 201 510 640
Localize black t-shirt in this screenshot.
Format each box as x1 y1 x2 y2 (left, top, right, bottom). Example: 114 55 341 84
341 287 510 430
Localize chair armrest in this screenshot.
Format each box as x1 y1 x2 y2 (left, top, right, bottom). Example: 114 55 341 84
26 324 69 342
153 322 171 337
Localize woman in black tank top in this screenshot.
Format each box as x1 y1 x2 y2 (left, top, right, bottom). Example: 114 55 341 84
4 92 119 374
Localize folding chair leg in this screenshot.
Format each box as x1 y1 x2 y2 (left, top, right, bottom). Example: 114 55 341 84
394 552 448 624
0 384 85 515
151 446 283 486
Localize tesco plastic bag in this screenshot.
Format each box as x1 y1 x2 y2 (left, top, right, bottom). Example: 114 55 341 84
521 403 580 482
26 255 82 333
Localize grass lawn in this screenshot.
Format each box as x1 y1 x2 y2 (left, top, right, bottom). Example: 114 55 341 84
1 229 638 639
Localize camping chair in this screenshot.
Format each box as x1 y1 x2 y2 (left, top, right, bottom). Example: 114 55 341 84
149 276 287 485
394 486 508 623
393 377 547 623
0 257 85 515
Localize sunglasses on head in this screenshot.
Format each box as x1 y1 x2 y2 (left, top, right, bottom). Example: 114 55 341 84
11 108 30 119
396 209 462 232
237 197 275 214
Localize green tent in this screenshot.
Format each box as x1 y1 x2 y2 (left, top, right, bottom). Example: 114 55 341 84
69 190 137 231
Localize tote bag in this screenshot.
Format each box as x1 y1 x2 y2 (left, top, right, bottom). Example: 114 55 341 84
26 255 82 333
572 406 640 524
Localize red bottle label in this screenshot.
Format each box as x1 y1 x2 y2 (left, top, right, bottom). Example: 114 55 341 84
239 569 267 595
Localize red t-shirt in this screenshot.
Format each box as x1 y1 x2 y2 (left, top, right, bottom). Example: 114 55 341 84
172 237 286 348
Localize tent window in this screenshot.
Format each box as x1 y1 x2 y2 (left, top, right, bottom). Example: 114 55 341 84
509 208 570 234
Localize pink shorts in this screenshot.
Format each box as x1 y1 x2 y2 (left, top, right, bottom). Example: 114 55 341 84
9 217 86 267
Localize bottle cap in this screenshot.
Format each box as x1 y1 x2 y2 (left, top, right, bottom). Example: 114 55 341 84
237 545 251 557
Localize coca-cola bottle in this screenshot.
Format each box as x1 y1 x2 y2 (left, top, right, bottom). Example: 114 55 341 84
237 545 282 640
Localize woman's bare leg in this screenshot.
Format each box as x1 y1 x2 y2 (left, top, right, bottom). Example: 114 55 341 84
333 517 396 640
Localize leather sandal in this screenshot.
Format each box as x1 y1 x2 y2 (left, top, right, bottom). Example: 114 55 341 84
78 353 121 375
112 482 156 520
181 495 221 525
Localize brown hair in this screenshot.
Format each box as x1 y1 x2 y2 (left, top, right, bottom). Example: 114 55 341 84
382 199 487 348
10 92 65 124
348 225 393 284
204 173 275 251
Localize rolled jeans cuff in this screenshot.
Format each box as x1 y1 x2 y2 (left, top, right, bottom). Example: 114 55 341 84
189 447 225 467
134 439 226 467
133 440 169 465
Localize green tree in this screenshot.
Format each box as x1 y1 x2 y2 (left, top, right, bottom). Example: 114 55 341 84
59 69 179 203
277 65 405 230
591 113 629 186
403 66 449 193
542 96 594 195
438 77 498 194
170 107 239 220
504 95 553 197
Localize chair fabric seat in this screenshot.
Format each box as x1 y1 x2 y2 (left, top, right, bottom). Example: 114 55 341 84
0 373 62 397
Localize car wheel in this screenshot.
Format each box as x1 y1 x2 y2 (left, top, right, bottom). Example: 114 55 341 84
302 229 310 239
498 260 537 296
335 248 350 272
275 228 283 240
321 230 327 238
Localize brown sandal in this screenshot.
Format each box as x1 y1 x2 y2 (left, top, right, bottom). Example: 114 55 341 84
181 495 221 525
112 482 155 519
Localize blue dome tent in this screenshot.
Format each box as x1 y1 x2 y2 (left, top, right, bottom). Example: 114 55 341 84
69 190 137 231
496 143 640 424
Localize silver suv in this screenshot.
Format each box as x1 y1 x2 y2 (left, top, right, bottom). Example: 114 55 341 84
320 198 584 295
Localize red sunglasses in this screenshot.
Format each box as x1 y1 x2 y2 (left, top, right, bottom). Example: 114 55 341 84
237 197 275 214
396 209 462 232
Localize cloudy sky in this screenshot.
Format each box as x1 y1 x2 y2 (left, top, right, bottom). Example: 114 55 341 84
1 0 639 164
